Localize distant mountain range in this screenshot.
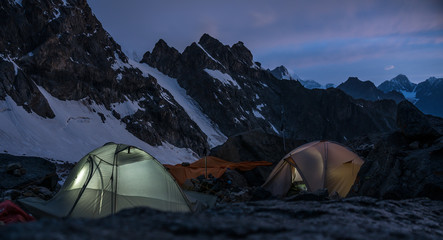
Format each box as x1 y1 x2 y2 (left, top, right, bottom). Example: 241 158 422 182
271 65 442 117
377 75 443 118
336 74 443 117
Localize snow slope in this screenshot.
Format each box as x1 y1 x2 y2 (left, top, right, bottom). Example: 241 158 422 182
130 60 227 148
0 87 199 164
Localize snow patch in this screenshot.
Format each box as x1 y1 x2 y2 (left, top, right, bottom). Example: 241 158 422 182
116 73 122 81
112 96 144 118
252 110 265 119
1 54 20 76
270 123 279 134
256 103 265 111
204 69 241 89
111 52 131 71
400 90 418 104
49 8 60 22
14 0 22 6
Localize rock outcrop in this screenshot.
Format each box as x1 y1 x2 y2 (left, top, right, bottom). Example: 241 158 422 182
349 103 443 200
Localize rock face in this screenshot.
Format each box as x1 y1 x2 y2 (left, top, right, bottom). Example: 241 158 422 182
2 197 443 239
337 77 405 103
396 101 440 142
349 103 443 200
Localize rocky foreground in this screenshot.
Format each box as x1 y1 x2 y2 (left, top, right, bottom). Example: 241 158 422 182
2 197 442 240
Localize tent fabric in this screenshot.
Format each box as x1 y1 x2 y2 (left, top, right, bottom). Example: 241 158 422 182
19 143 192 218
0 200 35 224
262 141 364 198
164 156 272 186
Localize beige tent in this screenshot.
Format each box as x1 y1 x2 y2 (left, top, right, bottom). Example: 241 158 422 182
262 141 364 198
20 143 192 218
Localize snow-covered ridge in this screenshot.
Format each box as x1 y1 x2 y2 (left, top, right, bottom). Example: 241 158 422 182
0 85 199 164
204 68 241 89
197 43 226 69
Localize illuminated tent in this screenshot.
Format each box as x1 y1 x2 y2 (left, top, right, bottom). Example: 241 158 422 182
20 143 192 218
262 141 364 198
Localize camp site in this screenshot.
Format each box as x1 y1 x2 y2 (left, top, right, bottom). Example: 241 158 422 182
1 0 443 239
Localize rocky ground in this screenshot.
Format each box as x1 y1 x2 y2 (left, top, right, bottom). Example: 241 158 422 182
1 196 442 240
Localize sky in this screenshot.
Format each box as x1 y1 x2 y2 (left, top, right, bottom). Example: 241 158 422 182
88 0 443 85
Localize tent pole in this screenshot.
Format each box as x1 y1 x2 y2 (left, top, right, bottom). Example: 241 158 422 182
205 156 207 179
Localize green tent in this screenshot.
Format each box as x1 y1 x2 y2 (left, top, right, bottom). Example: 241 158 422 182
20 143 192 218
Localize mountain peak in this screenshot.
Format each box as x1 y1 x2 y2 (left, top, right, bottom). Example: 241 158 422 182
378 74 416 93
140 39 182 78
270 65 293 80
199 33 224 49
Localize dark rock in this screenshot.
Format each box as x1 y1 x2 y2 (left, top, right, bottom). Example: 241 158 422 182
140 39 183 78
396 100 441 142
2 189 21 201
219 169 248 189
6 162 22 173
350 133 443 200
250 186 272 201
409 141 420 150
210 130 306 186
0 154 58 190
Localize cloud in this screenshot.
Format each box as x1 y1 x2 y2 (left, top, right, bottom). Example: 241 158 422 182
249 10 276 27
384 65 395 71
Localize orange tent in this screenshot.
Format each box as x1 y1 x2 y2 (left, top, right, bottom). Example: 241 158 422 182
164 156 272 186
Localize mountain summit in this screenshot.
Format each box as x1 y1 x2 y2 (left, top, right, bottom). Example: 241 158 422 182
378 74 416 93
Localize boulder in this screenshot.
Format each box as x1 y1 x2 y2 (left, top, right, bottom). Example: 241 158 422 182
210 130 306 186
0 154 58 191
350 133 443 200
396 100 441 142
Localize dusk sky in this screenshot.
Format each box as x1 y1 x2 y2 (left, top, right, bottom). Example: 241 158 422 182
88 0 443 85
